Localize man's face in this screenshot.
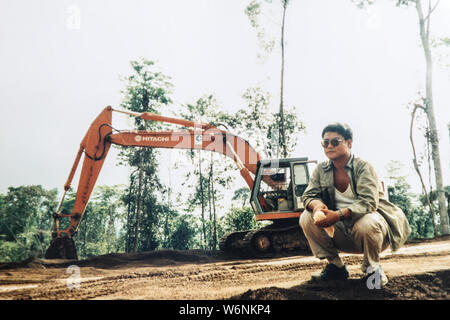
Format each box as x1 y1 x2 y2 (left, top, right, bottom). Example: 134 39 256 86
322 131 352 161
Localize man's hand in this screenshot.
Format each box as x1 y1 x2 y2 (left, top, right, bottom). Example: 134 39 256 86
314 209 340 228
309 200 328 215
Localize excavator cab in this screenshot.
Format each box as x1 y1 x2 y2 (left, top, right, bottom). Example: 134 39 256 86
250 158 312 220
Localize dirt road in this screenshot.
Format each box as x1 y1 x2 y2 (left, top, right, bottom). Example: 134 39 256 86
0 236 449 300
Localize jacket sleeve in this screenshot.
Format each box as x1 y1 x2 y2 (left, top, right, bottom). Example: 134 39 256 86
347 161 380 219
302 165 323 210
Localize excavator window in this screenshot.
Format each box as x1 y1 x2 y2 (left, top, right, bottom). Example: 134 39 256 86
257 165 293 212
293 164 308 186
293 164 308 196
250 158 312 216
270 172 286 182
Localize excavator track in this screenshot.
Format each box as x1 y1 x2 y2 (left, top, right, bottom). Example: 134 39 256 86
219 231 250 257
219 221 311 258
242 230 274 258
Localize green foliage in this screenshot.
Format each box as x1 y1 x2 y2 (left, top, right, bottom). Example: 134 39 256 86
222 87 305 159
232 187 251 207
121 59 173 114
352 0 375 8
245 0 261 28
180 94 220 125
387 183 433 239
135 197 168 252
352 0 415 8
271 107 304 158
408 206 435 239
386 161 414 214
385 161 436 239
395 0 415 6
0 185 58 262
245 0 287 60
0 186 56 240
221 207 259 234
59 185 126 259
166 214 198 250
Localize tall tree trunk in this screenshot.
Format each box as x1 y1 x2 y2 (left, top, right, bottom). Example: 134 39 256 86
416 0 449 235
126 174 136 253
164 170 171 247
448 122 449 141
209 153 217 250
199 153 206 249
133 164 143 252
83 210 87 257
126 181 132 253
410 104 437 235
210 166 217 251
143 178 151 250
279 0 288 158
208 160 213 250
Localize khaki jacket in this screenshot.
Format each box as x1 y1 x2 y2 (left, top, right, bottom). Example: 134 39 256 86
302 154 411 252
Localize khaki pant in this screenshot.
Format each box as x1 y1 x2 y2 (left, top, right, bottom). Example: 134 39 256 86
299 210 390 273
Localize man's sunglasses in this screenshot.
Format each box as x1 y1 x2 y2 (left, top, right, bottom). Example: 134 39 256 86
321 138 344 148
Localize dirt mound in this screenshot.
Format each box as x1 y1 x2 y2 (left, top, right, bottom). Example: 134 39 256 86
54 249 220 269
0 257 46 270
405 235 450 245
1 249 220 270
232 269 450 300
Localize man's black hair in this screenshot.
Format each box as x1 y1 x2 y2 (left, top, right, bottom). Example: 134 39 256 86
322 122 353 140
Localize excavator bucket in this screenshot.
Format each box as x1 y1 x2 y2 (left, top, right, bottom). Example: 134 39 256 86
45 237 78 260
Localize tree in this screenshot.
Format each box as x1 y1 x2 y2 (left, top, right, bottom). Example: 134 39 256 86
385 161 434 238
386 161 413 213
232 187 251 207
180 95 235 250
0 186 58 262
412 0 449 235
167 214 198 250
60 185 126 259
220 207 262 236
214 87 304 239
245 0 292 158
159 184 181 250
223 87 304 159
408 98 438 235
118 58 173 252
353 0 449 235
93 185 125 254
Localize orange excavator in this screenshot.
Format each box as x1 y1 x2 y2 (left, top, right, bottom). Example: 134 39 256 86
45 106 316 259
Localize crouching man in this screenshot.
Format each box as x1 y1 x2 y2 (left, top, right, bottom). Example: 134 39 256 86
300 123 411 286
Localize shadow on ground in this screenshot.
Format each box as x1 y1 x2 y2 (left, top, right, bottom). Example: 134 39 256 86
232 269 450 300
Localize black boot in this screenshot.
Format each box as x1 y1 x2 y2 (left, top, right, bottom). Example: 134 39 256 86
311 263 349 281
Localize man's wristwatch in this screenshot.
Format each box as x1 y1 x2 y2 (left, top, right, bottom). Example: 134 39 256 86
338 209 345 220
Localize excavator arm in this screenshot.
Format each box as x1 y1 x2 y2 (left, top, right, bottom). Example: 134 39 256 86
46 106 269 259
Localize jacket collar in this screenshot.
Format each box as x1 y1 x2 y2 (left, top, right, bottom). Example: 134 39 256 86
323 153 354 171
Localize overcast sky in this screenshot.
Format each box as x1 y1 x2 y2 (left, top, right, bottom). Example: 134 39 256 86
1 0 449 206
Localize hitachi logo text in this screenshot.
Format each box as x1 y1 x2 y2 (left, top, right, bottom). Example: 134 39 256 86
142 136 169 142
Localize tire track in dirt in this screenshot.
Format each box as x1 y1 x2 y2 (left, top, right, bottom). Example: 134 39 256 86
1 244 449 300
0 270 188 300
